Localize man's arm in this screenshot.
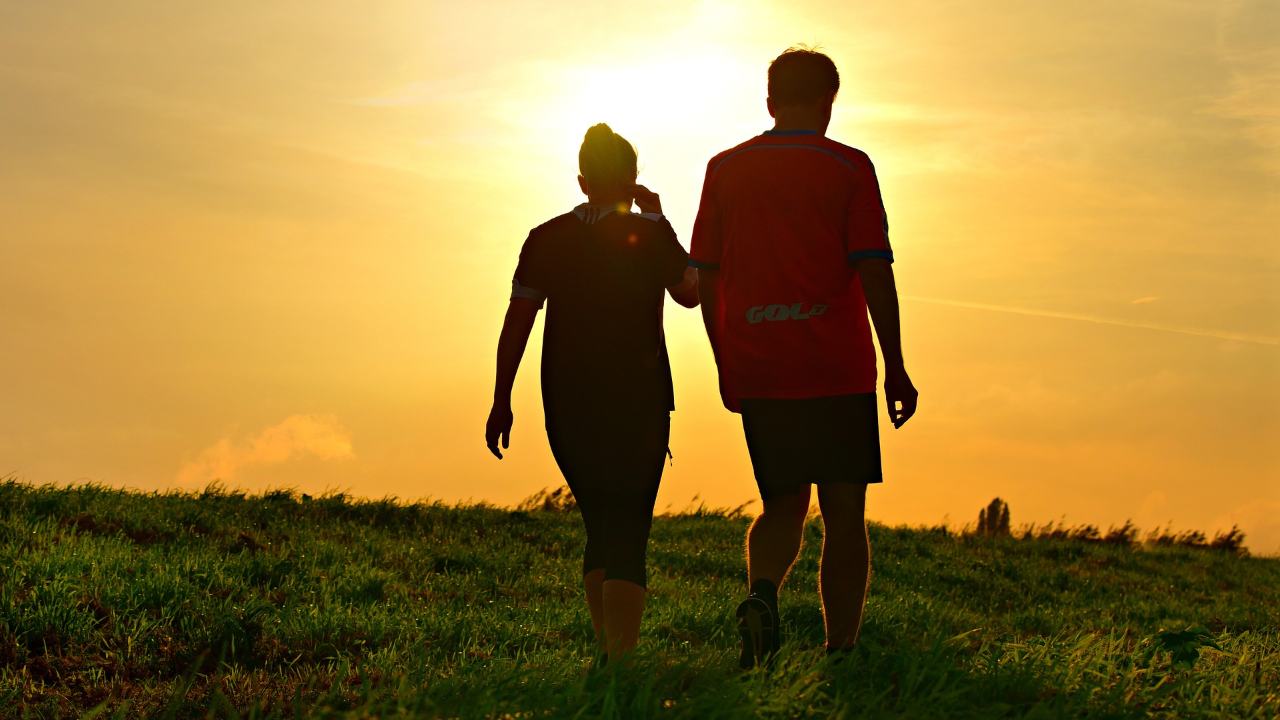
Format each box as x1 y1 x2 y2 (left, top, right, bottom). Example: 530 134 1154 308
856 259 918 428
697 268 721 361
486 298 540 458
697 267 740 411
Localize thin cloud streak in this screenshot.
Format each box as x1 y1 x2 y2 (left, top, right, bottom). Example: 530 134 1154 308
903 296 1279 346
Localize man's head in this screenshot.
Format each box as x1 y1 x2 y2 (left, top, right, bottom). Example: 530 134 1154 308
767 47 840 126
578 123 638 202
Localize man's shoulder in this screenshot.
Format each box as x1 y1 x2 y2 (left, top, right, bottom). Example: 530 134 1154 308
706 135 769 173
817 137 874 169
706 134 874 176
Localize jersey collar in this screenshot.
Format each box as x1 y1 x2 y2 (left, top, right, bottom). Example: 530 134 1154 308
763 129 820 136
572 202 665 225
573 202 631 224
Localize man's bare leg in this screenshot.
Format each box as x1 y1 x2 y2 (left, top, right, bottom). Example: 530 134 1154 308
746 487 812 587
816 483 870 649
584 569 607 651
736 487 811 668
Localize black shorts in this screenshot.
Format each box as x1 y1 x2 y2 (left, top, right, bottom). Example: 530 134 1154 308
740 393 882 500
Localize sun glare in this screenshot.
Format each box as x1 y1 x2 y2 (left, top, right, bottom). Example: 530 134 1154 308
535 53 749 133
518 49 760 179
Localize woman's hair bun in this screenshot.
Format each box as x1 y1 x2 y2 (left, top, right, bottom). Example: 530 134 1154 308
584 123 615 141
579 124 638 190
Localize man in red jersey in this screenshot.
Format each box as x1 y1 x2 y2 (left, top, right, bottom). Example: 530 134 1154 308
690 47 918 668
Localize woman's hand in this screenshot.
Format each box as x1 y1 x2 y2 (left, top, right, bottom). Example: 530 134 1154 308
631 184 662 215
488 299 539 460
486 403 513 459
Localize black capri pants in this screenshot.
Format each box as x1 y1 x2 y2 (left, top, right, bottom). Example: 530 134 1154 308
545 410 670 588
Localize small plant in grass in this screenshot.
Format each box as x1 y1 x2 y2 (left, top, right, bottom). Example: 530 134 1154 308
1142 626 1222 670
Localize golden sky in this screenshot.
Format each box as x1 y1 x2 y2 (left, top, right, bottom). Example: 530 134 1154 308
2 1 1277 552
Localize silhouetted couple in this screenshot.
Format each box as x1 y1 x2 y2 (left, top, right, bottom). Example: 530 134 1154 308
486 48 918 669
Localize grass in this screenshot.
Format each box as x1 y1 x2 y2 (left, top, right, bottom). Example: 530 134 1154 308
0 480 1277 719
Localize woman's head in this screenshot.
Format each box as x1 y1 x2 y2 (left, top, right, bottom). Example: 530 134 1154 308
578 123 637 200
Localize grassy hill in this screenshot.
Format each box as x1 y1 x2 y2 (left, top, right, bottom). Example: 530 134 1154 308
0 481 1277 719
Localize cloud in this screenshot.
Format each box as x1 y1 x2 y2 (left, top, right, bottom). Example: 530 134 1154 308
1129 296 1159 305
902 296 1279 346
176 414 354 489
349 80 446 108
1134 491 1170 530
1210 1 1280 175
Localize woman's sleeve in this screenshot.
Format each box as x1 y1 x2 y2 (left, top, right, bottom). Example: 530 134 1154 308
511 232 552 306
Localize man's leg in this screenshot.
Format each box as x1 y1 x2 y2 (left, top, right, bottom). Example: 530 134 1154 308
815 483 870 649
746 487 812 587
738 398 813 667
736 487 810 668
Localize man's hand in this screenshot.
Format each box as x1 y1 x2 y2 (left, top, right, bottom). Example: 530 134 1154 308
485 403 513 459
631 184 662 215
884 365 918 429
721 379 741 414
857 259 915 428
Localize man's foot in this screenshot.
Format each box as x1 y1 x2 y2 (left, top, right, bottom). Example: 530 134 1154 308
736 595 779 669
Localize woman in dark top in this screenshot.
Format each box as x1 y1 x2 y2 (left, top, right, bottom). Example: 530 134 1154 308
486 124 699 660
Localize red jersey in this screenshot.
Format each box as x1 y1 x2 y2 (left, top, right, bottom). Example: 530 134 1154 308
689 130 892 409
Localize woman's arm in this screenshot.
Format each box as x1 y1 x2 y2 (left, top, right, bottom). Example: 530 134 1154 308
668 267 700 308
486 298 541 458
632 183 699 308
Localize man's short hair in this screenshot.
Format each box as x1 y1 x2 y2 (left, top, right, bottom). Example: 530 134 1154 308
768 47 840 106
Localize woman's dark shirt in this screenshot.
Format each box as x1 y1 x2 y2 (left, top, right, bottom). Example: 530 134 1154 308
512 205 689 417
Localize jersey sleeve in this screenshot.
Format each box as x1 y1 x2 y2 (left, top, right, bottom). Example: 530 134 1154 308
689 160 723 270
511 232 552 307
646 216 690 288
846 156 893 264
